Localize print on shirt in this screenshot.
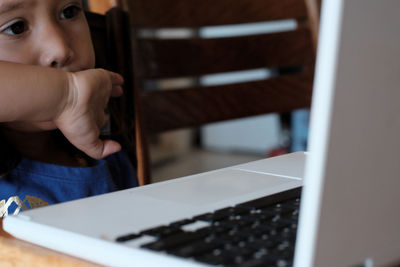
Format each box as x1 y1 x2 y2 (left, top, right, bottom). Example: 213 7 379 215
0 196 49 217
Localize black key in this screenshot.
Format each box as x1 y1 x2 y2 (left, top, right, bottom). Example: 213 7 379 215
210 211 231 221
280 211 299 222
237 188 301 210
215 206 250 216
250 224 277 235
212 246 254 265
115 233 141 242
250 209 276 220
214 207 234 214
218 217 252 229
239 214 273 224
267 220 293 232
237 256 292 267
276 259 292 267
246 238 280 251
195 253 225 265
206 248 236 265
168 240 222 257
281 228 297 241
284 198 301 208
237 257 277 267
140 225 166 235
259 205 280 213
141 229 210 251
280 203 300 211
194 209 235 222
209 224 231 234
269 247 295 261
140 225 183 238
169 219 195 227
274 206 299 218
214 232 246 245
237 226 268 240
223 248 253 265
193 213 215 222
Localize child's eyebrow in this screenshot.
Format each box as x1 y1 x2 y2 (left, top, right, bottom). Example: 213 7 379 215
0 1 26 16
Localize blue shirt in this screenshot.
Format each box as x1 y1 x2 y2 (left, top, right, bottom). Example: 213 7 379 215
0 151 137 217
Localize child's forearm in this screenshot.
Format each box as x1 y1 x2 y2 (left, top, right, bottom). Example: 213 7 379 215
0 61 69 123
0 61 125 159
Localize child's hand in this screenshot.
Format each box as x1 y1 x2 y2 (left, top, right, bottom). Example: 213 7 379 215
55 69 124 159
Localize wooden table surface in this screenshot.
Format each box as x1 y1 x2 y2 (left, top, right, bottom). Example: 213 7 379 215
0 218 98 266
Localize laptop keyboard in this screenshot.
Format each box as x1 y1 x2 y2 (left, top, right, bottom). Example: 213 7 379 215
116 187 301 267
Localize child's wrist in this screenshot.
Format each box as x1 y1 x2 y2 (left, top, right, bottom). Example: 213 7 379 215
57 72 76 120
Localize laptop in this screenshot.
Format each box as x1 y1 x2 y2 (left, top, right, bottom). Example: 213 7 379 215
4 0 400 266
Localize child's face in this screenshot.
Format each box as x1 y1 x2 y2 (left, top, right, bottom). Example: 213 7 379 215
0 0 94 71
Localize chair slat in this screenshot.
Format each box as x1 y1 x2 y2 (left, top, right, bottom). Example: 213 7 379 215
86 11 106 29
135 29 314 79
127 0 308 27
86 12 109 69
141 73 313 133
87 9 139 183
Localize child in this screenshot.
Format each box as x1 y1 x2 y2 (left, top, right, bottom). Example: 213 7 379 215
0 0 138 217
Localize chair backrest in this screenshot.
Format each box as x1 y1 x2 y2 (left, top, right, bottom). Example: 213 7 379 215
125 0 319 185
85 8 137 180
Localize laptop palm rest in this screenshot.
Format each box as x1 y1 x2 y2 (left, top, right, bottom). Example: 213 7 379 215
5 152 305 240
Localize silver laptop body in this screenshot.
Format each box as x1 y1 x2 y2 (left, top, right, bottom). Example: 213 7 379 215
296 0 400 266
4 0 400 266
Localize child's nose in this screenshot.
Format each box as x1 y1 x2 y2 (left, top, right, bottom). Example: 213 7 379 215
39 24 74 69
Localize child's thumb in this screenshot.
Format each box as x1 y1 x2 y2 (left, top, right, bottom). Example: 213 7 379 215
86 139 122 159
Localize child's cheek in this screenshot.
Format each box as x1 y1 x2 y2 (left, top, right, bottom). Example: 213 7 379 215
78 44 95 70
0 45 34 65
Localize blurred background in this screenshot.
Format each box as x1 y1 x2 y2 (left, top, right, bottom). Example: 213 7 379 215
84 0 311 183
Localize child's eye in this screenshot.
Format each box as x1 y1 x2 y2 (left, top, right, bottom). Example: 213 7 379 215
61 5 82 19
3 20 27 36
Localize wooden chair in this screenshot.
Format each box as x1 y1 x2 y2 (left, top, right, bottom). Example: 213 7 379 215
124 0 319 185
85 8 138 184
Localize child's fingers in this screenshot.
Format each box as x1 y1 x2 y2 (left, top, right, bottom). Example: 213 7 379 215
101 140 122 158
103 70 123 97
107 71 124 86
78 137 121 159
110 85 123 97
87 139 121 159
